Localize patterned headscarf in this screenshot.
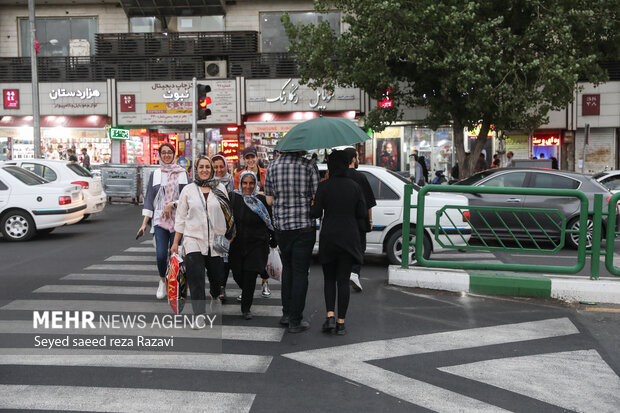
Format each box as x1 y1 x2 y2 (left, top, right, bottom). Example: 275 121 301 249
211 154 233 192
158 143 186 232
195 156 235 238
235 170 273 231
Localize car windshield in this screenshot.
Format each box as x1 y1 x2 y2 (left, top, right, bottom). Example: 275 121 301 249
454 170 496 185
67 163 93 178
2 166 48 185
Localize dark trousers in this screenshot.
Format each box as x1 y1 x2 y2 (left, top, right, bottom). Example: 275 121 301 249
323 251 355 320
276 228 316 325
351 230 366 275
233 270 258 313
154 225 175 279
184 252 224 314
224 264 267 289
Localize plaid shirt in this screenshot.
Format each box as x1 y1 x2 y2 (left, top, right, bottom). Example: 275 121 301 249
265 153 320 230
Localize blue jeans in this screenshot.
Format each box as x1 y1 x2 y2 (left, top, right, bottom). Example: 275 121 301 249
154 225 175 279
276 228 316 325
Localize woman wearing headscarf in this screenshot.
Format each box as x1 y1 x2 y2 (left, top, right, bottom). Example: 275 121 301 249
137 143 190 300
229 170 277 319
170 156 234 320
311 150 367 335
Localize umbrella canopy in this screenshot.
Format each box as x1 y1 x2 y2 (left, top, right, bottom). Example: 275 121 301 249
275 116 370 152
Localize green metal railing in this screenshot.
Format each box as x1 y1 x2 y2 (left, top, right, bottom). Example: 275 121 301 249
400 184 618 279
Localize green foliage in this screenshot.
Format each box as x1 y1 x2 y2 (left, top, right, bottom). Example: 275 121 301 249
283 0 619 176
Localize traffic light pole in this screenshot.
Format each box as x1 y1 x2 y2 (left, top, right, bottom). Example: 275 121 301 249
28 0 41 158
192 77 197 174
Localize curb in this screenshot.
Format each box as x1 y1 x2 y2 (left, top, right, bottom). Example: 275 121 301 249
388 266 620 304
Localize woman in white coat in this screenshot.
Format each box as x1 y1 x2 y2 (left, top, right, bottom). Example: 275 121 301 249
171 156 234 316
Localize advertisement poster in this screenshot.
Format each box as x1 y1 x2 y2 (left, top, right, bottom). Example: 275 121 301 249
376 138 400 171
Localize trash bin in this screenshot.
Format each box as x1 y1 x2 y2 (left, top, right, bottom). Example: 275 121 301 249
100 164 141 204
140 165 160 203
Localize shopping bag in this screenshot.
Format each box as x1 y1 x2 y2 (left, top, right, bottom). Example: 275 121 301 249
166 253 187 314
265 247 282 281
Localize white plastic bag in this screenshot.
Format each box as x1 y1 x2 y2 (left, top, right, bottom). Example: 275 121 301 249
265 247 282 281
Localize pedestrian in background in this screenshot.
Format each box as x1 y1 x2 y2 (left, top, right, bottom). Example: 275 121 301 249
265 150 319 333
506 151 514 167
343 147 376 292
234 146 266 192
229 170 277 319
80 148 91 171
311 150 367 335
137 143 190 300
171 156 231 320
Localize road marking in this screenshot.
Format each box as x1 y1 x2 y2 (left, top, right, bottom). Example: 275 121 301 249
0 349 272 373
582 307 620 313
2 299 283 317
60 273 280 285
125 247 156 252
141 240 154 245
85 264 158 271
0 320 284 342
283 318 578 412
105 255 154 262
439 349 620 413
34 285 281 299
0 385 255 413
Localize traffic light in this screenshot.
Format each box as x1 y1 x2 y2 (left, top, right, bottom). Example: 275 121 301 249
196 84 212 120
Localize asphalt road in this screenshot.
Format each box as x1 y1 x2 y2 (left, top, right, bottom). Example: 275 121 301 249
0 204 618 412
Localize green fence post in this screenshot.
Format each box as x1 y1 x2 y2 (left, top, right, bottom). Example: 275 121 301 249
402 184 412 268
590 193 603 280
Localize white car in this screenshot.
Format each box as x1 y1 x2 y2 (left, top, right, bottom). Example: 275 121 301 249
593 170 620 195
0 164 86 241
6 159 106 220
315 164 470 265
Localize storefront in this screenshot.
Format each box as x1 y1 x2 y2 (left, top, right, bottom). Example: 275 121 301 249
116 79 238 165
0 82 110 162
532 130 561 162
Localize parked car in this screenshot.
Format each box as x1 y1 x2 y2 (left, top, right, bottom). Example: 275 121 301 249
315 164 470 265
454 168 615 249
593 170 620 195
0 164 86 241
5 159 106 220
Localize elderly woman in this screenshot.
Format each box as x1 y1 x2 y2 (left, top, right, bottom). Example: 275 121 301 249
170 156 233 319
137 143 190 300
229 171 276 319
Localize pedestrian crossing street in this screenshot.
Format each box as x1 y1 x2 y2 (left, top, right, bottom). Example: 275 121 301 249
0 239 283 412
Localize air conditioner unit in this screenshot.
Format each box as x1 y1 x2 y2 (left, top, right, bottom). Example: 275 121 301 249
204 60 227 79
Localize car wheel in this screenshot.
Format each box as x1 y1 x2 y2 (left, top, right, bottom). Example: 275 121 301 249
386 226 431 265
1 210 36 242
566 216 594 249
80 214 91 222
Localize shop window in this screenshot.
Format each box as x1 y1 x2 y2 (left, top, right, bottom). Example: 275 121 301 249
0 180 7 190
361 171 399 200
19 17 97 57
260 11 340 53
20 163 57 182
532 173 579 190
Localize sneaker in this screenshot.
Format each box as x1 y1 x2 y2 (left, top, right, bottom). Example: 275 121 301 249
210 297 222 313
349 273 362 292
261 281 271 297
218 287 226 302
288 320 310 334
190 314 206 330
243 312 253 320
156 279 166 299
279 315 290 326
237 294 242 302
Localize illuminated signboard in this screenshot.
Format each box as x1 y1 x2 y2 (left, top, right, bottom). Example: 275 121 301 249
3 89 19 109
222 139 239 162
378 89 393 108
532 136 560 146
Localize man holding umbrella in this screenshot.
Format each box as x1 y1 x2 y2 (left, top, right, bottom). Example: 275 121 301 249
265 151 319 333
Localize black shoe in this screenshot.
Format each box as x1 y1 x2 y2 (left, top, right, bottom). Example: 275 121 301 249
335 322 346 335
218 287 226 302
288 320 310 333
243 312 253 320
322 316 336 333
279 315 290 326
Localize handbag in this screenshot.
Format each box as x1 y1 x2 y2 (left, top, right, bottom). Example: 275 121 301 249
166 253 187 314
196 185 230 255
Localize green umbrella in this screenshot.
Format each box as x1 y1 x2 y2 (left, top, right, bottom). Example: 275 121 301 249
275 116 370 152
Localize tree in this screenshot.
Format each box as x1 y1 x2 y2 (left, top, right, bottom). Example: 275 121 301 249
283 0 619 177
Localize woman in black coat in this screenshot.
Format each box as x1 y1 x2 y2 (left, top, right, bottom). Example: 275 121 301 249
229 170 276 319
311 150 367 335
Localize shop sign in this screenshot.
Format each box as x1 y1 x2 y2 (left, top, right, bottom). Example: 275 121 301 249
3 89 19 109
532 136 560 146
109 128 130 140
582 94 600 116
120 94 135 112
48 87 101 100
378 89 393 108
222 139 239 162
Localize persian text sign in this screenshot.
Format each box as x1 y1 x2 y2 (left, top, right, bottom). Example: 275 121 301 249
532 136 560 146
582 94 600 116
3 89 19 109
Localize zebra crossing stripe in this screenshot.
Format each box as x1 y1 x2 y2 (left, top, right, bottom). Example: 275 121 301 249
0 385 255 413
85 264 158 271
0 320 284 342
105 256 154 262
61 273 280 285
0 350 272 373
125 247 156 252
34 285 282 299
2 299 283 317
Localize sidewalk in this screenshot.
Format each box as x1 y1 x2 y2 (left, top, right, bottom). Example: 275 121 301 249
388 266 620 304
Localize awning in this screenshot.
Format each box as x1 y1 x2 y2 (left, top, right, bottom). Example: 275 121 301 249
244 111 358 133
0 115 108 129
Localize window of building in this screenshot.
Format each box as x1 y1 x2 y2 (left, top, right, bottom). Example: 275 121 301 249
260 11 341 53
20 17 97 57
130 17 163 33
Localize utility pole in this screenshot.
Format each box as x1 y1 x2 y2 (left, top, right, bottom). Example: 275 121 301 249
28 0 41 158
192 77 197 174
